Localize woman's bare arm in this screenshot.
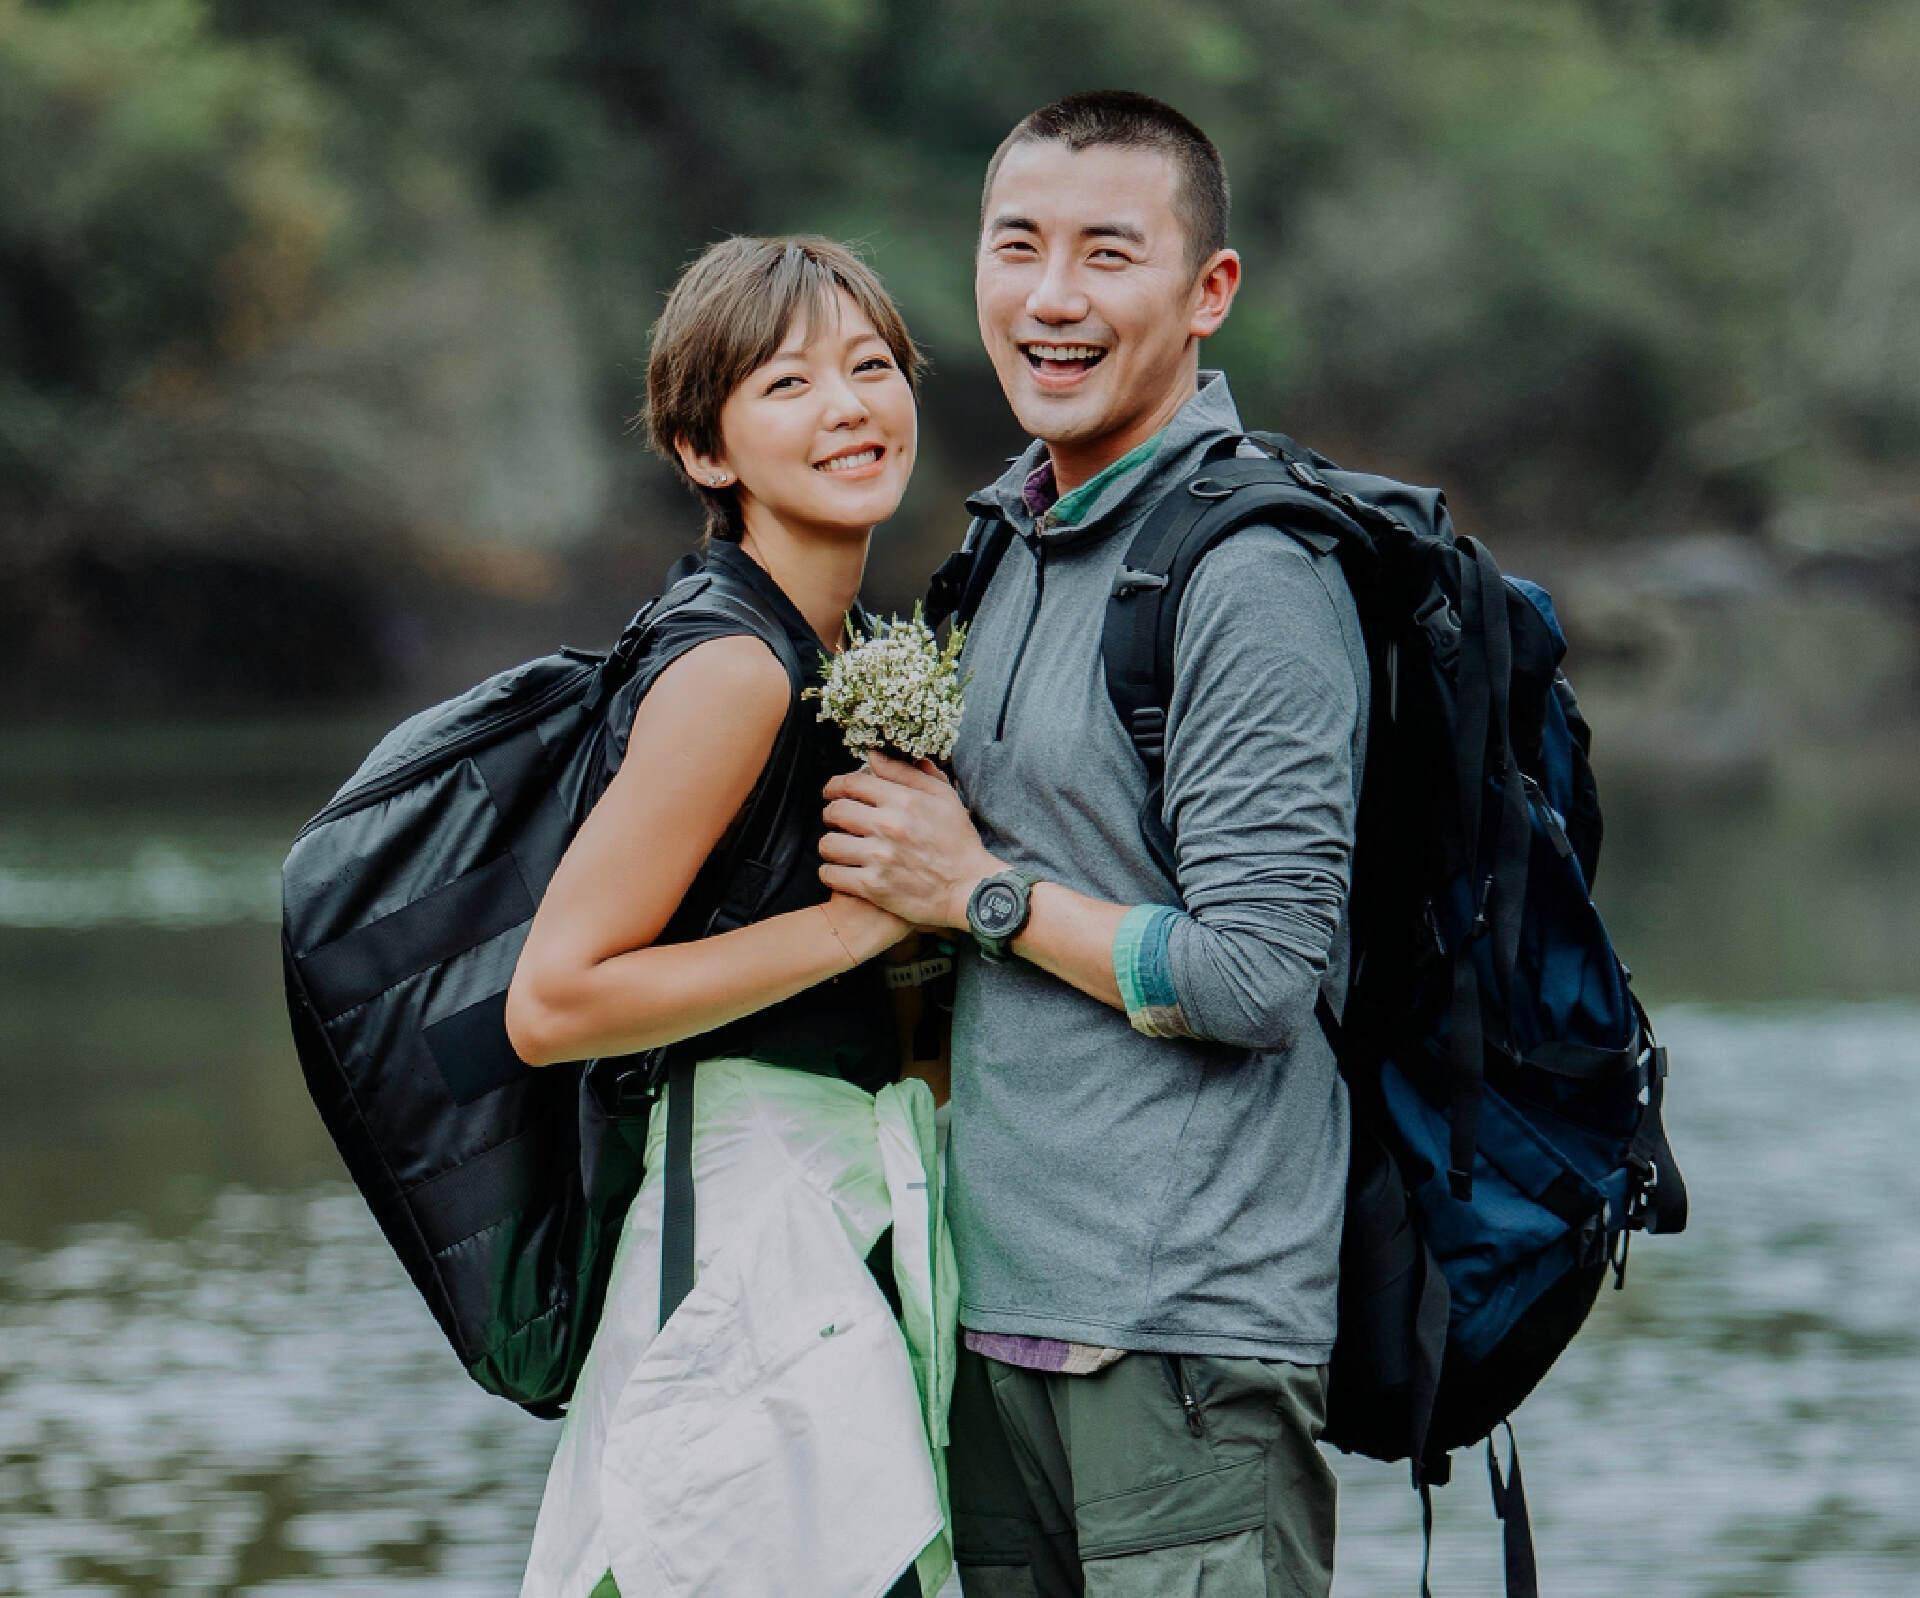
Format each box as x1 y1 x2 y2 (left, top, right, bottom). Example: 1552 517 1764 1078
504 634 906 1066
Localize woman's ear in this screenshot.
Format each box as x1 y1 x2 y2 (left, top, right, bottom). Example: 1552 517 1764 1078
674 439 735 490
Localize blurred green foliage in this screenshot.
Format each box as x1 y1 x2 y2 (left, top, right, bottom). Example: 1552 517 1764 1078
2 0 1916 703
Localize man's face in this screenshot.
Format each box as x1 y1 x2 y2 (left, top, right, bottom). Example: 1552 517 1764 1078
975 140 1235 481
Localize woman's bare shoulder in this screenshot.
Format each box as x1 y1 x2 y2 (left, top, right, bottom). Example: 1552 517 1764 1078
635 631 793 744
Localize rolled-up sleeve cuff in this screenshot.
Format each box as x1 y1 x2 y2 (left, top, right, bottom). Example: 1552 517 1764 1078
1113 904 1198 1039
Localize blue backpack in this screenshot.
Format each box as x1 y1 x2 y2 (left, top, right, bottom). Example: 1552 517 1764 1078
927 431 1689 1597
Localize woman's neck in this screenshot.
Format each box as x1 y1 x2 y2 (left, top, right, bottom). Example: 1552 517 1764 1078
735 512 870 655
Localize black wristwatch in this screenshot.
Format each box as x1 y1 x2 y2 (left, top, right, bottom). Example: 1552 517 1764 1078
966 868 1038 962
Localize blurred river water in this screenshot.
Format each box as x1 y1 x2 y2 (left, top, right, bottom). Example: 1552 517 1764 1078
2 716 1918 1595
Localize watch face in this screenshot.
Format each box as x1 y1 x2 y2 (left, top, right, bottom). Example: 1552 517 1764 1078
976 882 1021 934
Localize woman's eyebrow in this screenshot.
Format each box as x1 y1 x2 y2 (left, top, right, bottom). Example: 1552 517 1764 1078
771 328 886 362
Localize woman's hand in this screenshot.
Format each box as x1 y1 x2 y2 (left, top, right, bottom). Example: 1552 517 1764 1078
820 752 1003 931
822 890 913 965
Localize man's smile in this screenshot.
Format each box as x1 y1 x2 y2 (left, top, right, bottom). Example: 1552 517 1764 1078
1019 339 1109 388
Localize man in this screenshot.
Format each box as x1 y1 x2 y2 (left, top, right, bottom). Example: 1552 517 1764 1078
820 91 1368 1596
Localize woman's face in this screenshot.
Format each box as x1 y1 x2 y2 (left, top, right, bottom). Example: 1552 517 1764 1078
691 288 917 541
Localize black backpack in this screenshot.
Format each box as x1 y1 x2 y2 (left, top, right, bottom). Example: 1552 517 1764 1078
927 432 1688 1596
280 551 815 1417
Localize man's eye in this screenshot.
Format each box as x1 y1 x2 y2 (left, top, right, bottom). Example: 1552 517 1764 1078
1093 248 1129 262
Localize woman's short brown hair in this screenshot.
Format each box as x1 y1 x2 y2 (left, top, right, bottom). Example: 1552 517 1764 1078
642 235 927 545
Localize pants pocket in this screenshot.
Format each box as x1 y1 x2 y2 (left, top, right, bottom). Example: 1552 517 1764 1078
1074 1454 1266 1561
1082 1526 1267 1598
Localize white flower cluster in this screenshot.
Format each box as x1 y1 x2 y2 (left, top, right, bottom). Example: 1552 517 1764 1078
805 602 969 763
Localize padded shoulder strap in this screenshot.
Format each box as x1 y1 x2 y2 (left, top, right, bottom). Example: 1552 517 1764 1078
925 516 1015 633
680 569 810 690
1102 454 1378 804
638 570 811 1332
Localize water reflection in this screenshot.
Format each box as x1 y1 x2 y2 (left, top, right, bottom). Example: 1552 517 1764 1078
0 1191 549 1591
2 721 1917 1593
4 1008 1915 1593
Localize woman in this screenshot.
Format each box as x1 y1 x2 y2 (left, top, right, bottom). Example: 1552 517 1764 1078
508 236 956 1598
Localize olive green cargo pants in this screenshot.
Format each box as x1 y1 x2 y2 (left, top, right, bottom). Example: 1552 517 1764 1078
948 1345 1336 1597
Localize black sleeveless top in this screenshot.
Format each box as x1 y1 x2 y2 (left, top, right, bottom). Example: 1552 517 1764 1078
657 542 898 1094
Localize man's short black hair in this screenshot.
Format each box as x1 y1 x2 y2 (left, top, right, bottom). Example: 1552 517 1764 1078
981 90 1230 276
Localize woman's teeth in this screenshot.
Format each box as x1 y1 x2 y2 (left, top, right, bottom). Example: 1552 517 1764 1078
816 448 881 473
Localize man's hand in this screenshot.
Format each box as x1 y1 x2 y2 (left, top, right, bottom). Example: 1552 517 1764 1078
820 751 1003 931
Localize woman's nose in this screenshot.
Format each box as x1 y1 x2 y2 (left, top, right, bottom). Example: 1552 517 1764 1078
819 373 869 429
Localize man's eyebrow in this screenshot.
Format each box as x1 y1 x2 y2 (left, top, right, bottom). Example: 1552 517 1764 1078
985 215 1147 247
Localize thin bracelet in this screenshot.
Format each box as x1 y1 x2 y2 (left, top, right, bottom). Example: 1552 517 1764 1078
820 903 859 969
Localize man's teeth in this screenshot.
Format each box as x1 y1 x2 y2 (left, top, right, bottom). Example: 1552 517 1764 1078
1026 344 1104 362
817 448 880 473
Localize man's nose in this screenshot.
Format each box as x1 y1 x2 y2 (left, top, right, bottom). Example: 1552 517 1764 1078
1025 259 1089 324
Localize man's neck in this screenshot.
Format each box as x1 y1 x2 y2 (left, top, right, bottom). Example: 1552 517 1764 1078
1046 371 1199 495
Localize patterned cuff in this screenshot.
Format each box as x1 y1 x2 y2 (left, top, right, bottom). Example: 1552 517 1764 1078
1113 904 1196 1039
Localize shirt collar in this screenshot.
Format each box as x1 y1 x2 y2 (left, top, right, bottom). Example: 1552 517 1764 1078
966 370 1246 545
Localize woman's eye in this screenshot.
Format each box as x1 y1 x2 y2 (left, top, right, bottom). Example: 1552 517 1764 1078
766 374 803 393
856 356 894 374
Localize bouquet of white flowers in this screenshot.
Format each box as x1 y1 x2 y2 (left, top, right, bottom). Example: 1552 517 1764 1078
806 602 968 764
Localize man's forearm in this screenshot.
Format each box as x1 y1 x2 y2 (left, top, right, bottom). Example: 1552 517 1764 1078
958 868 1129 1011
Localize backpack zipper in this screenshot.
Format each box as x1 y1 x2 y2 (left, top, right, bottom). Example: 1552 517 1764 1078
1519 773 1573 859
292 661 597 842
992 531 1048 741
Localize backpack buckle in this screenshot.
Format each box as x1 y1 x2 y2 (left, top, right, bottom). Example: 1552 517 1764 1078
1112 567 1171 598
1413 587 1461 670
1286 460 1325 491
1128 706 1167 760
592 1051 668 1116
1624 1152 1658 1224
1187 477 1237 500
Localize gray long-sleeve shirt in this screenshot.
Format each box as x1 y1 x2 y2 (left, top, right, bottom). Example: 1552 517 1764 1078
946 372 1368 1360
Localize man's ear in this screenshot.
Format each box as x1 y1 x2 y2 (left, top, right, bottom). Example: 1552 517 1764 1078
674 438 735 489
1188 249 1242 341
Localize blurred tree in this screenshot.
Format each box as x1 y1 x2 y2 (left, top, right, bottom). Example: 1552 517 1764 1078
0 0 351 515
1 0 1914 707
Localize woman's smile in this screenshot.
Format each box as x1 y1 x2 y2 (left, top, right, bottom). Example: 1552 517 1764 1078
812 441 889 477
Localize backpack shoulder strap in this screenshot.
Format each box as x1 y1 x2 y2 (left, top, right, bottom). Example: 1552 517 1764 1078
678 566 809 689
637 564 815 1332
926 515 1016 634
1101 450 1381 880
